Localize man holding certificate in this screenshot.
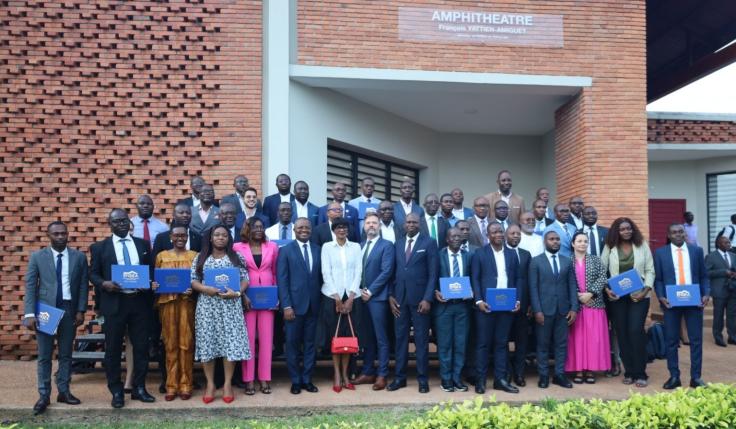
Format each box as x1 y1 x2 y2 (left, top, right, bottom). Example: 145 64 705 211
24 221 89 415
654 223 710 390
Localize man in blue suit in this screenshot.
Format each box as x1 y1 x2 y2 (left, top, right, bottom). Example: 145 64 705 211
351 212 395 390
277 217 322 395
654 223 710 389
433 227 472 393
263 174 294 226
291 181 320 226
529 230 578 389
471 222 521 394
317 181 359 234
542 203 577 257
388 213 438 393
451 188 474 220
582 206 608 256
233 187 269 233
393 181 424 228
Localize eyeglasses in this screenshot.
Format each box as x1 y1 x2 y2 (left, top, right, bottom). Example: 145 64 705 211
328 208 343 212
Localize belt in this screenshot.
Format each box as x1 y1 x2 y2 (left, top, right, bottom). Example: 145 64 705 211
120 290 141 297
445 299 469 305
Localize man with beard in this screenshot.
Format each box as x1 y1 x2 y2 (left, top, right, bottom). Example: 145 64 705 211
263 174 295 226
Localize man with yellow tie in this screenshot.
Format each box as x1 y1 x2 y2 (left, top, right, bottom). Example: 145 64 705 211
654 223 710 390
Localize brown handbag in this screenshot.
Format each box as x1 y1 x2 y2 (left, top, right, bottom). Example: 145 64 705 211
331 313 359 354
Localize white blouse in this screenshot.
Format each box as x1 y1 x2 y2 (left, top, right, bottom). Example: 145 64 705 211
321 240 363 298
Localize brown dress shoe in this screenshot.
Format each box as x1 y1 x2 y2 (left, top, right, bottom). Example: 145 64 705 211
372 376 387 391
352 374 377 385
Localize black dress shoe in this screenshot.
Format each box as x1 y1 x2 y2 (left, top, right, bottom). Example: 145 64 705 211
418 382 429 393
386 379 407 391
715 338 727 347
728 338 736 345
474 384 486 394
57 391 81 405
538 375 549 388
513 374 526 387
33 397 50 415
493 379 520 393
290 384 301 394
440 380 454 392
552 375 573 388
301 382 319 393
158 382 167 394
465 375 477 385
453 381 469 392
663 377 681 390
131 387 156 402
123 387 132 394
111 392 125 409
690 378 706 388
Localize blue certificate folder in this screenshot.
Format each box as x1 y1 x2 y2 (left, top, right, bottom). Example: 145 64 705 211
439 277 472 299
36 303 64 335
485 288 517 311
154 269 191 294
246 286 278 310
607 269 645 297
358 202 380 219
666 284 702 307
112 265 150 289
204 268 240 292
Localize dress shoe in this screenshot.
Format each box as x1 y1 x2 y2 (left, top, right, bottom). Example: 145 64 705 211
493 379 520 394
453 381 469 392
418 382 429 393
179 392 192 400
351 374 376 385
372 376 387 391
301 382 319 393
123 387 132 394
33 397 50 415
552 375 573 388
386 379 407 391
164 394 176 401
440 380 454 392
474 384 486 394
332 384 342 393
131 387 156 402
57 391 81 405
222 395 235 404
715 338 727 347
290 384 301 394
538 375 549 389
690 378 706 388
663 377 681 390
111 392 125 409
158 383 166 394
513 375 526 387
202 395 215 404
728 338 736 345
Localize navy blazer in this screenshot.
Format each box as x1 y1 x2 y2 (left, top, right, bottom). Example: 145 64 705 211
586 225 609 255
311 220 360 246
419 215 449 249
361 238 395 301
317 203 360 232
438 247 471 279
291 200 320 226
390 234 438 306
653 244 710 301
89 236 152 315
263 193 295 227
220 193 263 215
234 211 270 234
393 201 425 228
470 245 521 303
276 240 322 316
529 253 579 316
509 246 532 311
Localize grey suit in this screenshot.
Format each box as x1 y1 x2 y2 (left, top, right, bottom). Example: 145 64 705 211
190 205 220 235
24 247 89 398
467 217 489 248
706 250 736 343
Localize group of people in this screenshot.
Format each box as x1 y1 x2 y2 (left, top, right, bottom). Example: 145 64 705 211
23 170 736 414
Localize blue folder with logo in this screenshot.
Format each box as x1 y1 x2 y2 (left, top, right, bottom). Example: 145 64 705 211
358 202 380 219
246 286 279 310
36 303 64 335
666 284 701 307
607 269 645 297
112 265 150 289
272 239 293 248
204 267 240 292
439 276 472 300
485 288 517 312
154 268 191 294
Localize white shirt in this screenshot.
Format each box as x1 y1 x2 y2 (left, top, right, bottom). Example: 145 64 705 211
279 193 291 203
363 237 377 260
236 194 246 213
584 224 600 255
447 249 464 276
380 221 396 243
452 207 467 220
191 194 200 209
400 200 413 215
534 218 547 235
545 250 561 273
475 215 489 244
112 234 140 265
321 240 362 298
493 247 508 289
294 200 308 219
197 204 213 223
671 243 692 284
519 233 544 257
405 233 420 253
499 191 512 204
297 239 313 271
50 247 71 300
265 223 295 240
570 214 583 230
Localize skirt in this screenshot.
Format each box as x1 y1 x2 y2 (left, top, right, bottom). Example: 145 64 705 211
565 306 611 372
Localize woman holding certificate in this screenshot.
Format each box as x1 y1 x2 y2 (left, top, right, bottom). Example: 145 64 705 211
152 223 198 401
233 217 279 395
320 218 362 393
565 231 610 384
191 224 251 404
600 217 654 388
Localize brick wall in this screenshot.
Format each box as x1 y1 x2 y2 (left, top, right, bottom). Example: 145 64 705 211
0 0 262 359
648 118 736 143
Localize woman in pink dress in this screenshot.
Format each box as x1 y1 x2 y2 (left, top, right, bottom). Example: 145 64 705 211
233 217 279 395
566 231 611 383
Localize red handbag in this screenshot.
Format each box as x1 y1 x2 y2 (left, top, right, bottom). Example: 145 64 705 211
331 313 359 354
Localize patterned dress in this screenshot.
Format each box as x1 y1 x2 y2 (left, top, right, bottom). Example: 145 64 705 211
190 254 252 362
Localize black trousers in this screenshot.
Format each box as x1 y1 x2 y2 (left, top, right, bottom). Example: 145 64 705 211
608 297 649 380
713 290 736 342
103 293 151 395
510 310 531 377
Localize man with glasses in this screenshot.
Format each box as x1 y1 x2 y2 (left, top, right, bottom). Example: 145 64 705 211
318 181 359 237
377 200 402 243
313 202 358 246
467 197 491 248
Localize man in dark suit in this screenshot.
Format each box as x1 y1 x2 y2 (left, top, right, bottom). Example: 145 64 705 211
388 213 438 393
420 193 449 248
218 202 241 243
189 183 220 235
176 176 205 208
393 180 424 228
532 199 554 236
291 180 320 226
221 175 263 216
439 193 459 227
529 230 578 389
467 197 491 248
89 208 155 408
490 200 513 231
471 222 521 394
433 227 472 392
706 235 736 347
654 223 710 389
582 206 608 256
450 188 474 221
504 224 533 387
536 187 554 220
151 203 202 266
277 217 322 395
351 212 395 390
567 196 584 230
24 221 89 415
317 181 360 234
312 202 359 246
455 219 479 254
378 200 403 243
234 187 270 233
263 174 294 226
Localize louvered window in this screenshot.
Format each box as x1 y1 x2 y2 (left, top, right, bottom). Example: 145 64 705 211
707 171 736 251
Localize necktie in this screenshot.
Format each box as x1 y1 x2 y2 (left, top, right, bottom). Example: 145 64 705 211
551 254 559 278
724 252 731 268
361 240 372 288
430 216 437 242
452 253 460 277
281 225 287 240
589 229 597 256
56 253 63 307
142 219 151 247
366 198 371 203
120 238 132 265
405 238 413 263
303 243 311 272
480 219 488 244
676 247 686 285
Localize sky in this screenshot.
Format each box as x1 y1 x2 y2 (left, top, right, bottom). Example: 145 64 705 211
647 61 736 114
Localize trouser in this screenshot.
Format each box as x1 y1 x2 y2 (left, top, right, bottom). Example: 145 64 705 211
103 293 151 395
242 310 275 382
393 303 431 383
433 301 470 383
475 310 513 383
712 291 736 342
535 313 568 377
284 313 318 385
359 300 391 378
37 300 76 398
510 309 531 377
159 296 195 394
664 306 703 380
608 297 649 380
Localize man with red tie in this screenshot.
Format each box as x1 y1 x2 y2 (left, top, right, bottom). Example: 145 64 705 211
131 195 168 249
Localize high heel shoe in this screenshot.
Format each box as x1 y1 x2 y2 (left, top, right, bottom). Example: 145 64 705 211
202 396 215 404
343 382 355 390
222 395 235 404
332 384 342 393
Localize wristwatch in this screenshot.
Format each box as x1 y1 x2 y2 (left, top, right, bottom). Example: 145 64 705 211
235 291 242 298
